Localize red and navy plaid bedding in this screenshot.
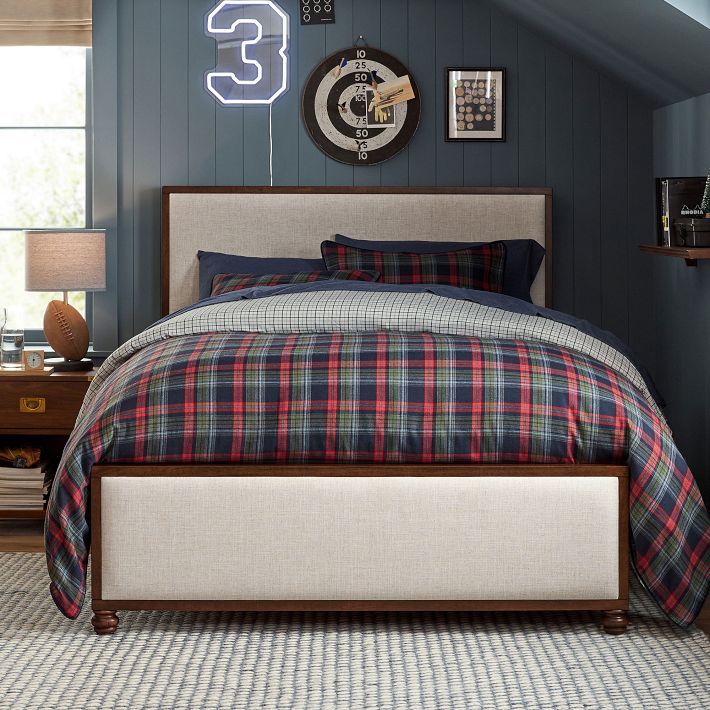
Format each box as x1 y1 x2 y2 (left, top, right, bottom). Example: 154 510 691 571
45 322 709 626
321 240 506 292
210 269 379 296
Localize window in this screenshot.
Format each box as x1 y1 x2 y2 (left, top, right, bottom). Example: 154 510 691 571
0 46 91 342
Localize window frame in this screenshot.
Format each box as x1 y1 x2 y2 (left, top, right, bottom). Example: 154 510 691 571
0 48 93 347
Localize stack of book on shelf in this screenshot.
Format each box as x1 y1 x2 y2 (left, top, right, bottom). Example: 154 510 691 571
0 446 49 511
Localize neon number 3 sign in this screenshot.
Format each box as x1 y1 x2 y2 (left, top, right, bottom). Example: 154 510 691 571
205 0 289 105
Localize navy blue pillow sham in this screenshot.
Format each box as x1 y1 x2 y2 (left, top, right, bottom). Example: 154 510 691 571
197 251 323 301
333 235 544 302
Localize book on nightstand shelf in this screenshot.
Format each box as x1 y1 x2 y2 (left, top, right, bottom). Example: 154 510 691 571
0 446 51 511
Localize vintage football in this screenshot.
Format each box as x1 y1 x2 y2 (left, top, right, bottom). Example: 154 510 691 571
43 300 90 361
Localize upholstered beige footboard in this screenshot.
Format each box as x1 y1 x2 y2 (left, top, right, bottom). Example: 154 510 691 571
90 465 629 635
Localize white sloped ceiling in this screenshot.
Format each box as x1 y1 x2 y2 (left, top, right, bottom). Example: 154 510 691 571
489 0 710 105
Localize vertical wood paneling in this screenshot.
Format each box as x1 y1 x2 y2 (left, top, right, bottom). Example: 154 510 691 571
647 89 710 496
652 106 672 176
490 8 517 186
115 0 134 343
105 0 657 352
271 0 299 185
544 44 573 313
379 0 409 186
353 0 381 186
407 0 436 186
324 0 354 186
188 0 216 184
572 60 601 324
241 1 271 187
517 28 545 186
132 0 162 332
599 79 628 341
91 0 120 351
215 104 245 184
214 0 244 185
461 1 491 186
161 0 189 187
627 99 656 373
435 0 463 186
243 106 272 185
651 256 707 497
297 17 326 184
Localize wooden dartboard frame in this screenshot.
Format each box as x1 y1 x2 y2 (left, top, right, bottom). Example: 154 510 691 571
302 47 421 166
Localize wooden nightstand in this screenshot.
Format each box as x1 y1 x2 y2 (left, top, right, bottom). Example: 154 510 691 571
0 369 95 520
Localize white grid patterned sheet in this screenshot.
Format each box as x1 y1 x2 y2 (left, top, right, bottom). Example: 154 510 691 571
83 291 663 422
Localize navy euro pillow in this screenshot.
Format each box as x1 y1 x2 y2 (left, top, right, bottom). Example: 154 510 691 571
197 251 323 301
333 235 544 302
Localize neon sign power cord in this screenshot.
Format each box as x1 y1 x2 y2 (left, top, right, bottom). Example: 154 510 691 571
269 104 273 187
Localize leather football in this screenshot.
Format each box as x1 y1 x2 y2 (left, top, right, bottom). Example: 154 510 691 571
43 300 90 361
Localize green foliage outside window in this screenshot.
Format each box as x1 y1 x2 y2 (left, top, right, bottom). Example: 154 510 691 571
0 47 87 332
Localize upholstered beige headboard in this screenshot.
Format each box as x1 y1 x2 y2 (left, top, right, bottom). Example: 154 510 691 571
162 187 552 315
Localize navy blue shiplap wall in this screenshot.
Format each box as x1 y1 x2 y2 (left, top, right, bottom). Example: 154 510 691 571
93 0 656 349
92 0 688 484
653 91 710 501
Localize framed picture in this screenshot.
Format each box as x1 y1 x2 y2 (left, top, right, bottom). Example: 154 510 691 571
446 68 506 141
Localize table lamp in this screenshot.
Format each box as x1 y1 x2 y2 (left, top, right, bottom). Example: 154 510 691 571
24 229 106 371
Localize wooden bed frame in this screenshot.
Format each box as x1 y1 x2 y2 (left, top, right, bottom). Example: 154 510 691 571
89 187 630 635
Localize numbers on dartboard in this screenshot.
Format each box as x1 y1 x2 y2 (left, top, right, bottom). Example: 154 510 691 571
304 46 420 164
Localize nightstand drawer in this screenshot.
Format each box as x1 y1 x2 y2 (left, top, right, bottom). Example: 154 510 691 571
0 381 89 432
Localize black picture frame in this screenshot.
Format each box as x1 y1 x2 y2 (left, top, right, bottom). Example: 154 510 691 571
445 67 506 142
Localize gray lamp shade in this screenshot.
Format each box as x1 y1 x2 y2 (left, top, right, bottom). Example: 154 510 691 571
25 230 106 292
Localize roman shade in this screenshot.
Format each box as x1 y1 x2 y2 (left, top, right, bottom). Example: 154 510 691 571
0 1 91 46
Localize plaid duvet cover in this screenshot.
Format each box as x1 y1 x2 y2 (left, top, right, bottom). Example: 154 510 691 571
46 289 709 626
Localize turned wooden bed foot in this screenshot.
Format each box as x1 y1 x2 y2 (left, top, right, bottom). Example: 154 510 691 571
602 609 629 635
91 610 119 635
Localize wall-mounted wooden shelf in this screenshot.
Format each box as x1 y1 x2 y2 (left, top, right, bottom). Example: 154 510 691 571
639 244 710 267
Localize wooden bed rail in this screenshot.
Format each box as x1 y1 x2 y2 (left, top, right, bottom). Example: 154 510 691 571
90 464 629 636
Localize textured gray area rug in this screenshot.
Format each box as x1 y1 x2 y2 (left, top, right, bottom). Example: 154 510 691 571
0 552 708 709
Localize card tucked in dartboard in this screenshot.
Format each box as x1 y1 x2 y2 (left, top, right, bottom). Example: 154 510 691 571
302 47 420 165
365 89 395 128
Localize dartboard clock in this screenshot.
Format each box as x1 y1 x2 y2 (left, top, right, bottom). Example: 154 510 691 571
302 47 421 166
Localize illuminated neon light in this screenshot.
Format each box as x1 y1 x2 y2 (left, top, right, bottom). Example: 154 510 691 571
209 19 263 86
205 0 289 106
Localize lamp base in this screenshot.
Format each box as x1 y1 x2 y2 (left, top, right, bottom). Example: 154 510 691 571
43 300 90 365
45 357 94 372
